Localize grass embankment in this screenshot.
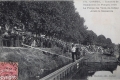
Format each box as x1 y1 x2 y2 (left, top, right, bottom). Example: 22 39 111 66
83 53 117 62
0 47 71 80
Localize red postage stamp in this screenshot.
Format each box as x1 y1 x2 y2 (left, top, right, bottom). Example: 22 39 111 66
0 62 18 80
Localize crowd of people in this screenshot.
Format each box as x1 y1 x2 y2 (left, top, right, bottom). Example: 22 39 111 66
70 43 114 62
0 26 114 62
0 27 70 50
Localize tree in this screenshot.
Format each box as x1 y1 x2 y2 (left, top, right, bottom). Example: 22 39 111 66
0 1 114 48
83 30 97 45
106 38 112 48
97 35 107 48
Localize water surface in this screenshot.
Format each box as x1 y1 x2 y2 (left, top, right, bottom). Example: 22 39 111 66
71 62 120 80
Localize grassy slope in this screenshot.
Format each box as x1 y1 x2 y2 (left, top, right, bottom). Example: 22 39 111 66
0 47 71 80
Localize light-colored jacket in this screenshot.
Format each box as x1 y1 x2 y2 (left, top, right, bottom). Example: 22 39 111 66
71 46 76 52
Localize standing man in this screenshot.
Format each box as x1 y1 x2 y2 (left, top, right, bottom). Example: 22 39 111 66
71 44 76 62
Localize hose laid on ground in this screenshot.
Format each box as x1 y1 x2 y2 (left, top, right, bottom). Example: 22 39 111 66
21 43 72 60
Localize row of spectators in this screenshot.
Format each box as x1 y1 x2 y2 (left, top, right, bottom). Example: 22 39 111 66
0 30 70 49
0 29 113 56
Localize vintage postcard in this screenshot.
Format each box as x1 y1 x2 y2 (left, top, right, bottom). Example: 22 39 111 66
0 0 120 80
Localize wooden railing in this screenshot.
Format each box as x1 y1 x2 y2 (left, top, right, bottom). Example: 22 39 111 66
39 57 83 80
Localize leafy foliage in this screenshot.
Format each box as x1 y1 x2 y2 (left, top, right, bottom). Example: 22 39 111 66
0 1 114 48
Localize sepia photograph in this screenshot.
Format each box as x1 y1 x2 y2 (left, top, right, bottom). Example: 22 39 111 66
0 0 120 80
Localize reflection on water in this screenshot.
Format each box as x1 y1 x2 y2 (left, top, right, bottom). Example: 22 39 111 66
71 62 120 80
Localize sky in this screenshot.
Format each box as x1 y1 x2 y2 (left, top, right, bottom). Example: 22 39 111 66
74 0 120 44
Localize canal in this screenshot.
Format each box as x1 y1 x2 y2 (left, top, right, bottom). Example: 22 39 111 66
70 62 120 80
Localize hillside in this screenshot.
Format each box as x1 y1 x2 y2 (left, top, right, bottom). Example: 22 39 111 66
0 47 71 80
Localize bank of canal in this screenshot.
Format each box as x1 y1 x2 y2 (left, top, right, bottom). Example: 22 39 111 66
71 62 120 80
65 53 119 80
